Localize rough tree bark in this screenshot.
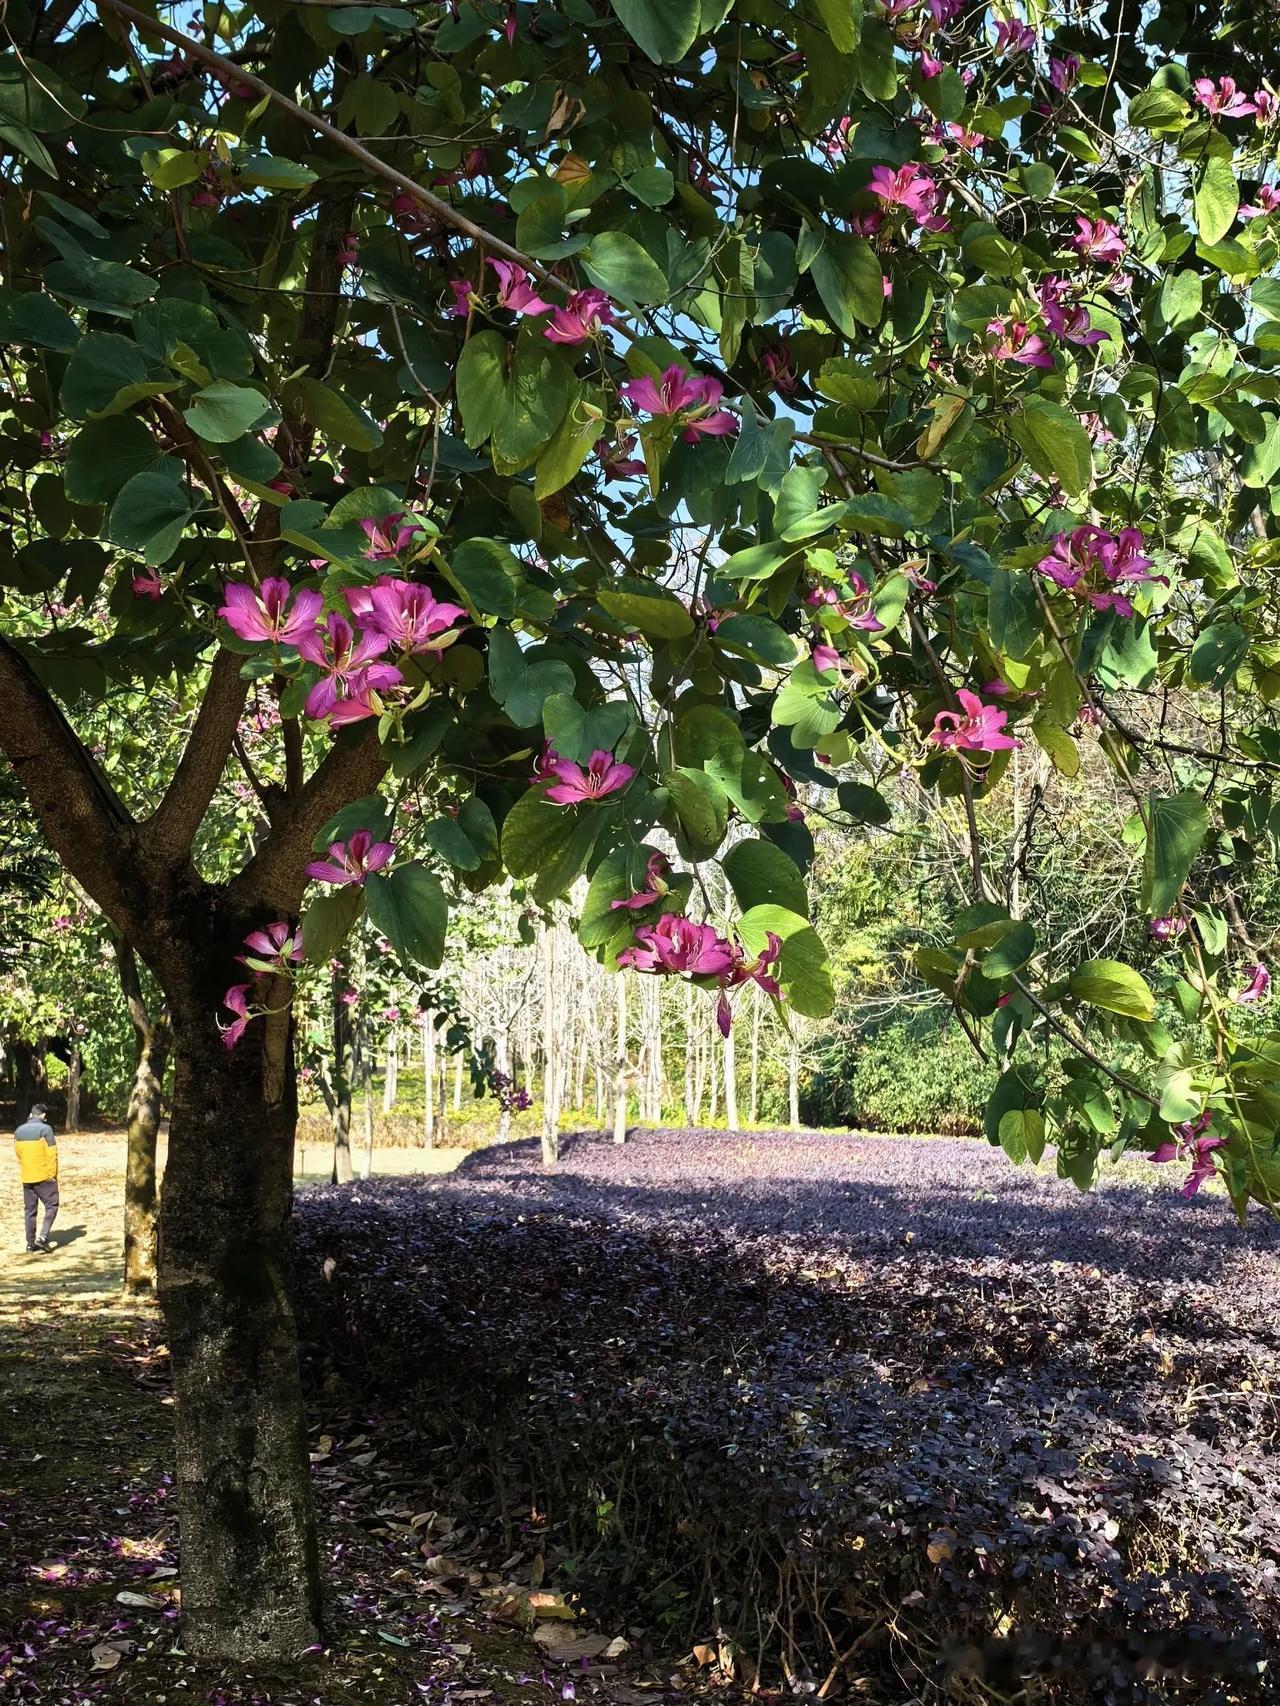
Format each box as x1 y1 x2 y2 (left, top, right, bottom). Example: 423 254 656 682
116 939 172 1297
329 973 354 1186
65 1047 82 1131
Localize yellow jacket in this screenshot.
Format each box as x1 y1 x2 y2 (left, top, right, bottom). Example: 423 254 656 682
14 1122 57 1184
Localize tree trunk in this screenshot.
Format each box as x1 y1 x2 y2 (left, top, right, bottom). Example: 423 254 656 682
382 1034 398 1114
613 973 628 1144
359 1030 375 1180
117 940 172 1298
330 980 353 1185
723 1016 740 1133
421 1011 436 1147
66 1047 82 1132
158 997 321 1660
750 991 761 1126
541 925 559 1167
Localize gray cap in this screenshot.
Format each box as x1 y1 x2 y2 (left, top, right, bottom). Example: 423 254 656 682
29 1102 48 1118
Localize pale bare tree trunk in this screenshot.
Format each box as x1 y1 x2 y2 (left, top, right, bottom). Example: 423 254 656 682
749 991 761 1126
541 925 559 1168
66 1048 82 1132
452 1053 464 1110
683 982 696 1124
723 1013 740 1133
382 1034 398 1113
359 1032 375 1180
708 1025 719 1123
421 1011 435 1147
613 972 628 1144
496 1030 513 1143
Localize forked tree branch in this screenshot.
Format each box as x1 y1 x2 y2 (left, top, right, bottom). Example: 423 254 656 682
230 721 390 914
0 634 141 928
147 650 251 861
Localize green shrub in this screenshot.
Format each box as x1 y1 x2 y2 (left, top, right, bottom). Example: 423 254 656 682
803 1010 993 1134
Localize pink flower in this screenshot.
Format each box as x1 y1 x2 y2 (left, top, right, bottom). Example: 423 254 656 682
487 258 552 316
1035 525 1163 619
337 232 359 267
446 279 474 316
1149 915 1186 943
1192 76 1256 118
237 921 304 975
823 116 853 158
306 830 395 887
1049 54 1080 94
1037 276 1107 346
544 288 615 344
503 2 517 41
619 366 737 441
918 51 942 76
296 613 402 721
219 577 324 646
345 579 466 655
985 317 1054 368
1151 1112 1226 1197
982 678 1011 696
598 431 646 479
610 852 673 912
993 16 1035 53
849 209 884 236
541 747 636 805
926 0 965 24
715 932 784 1036
1071 216 1125 265
132 568 164 600
219 983 255 1049
1255 87 1278 126
1240 184 1280 219
868 162 948 229
618 913 736 977
1235 963 1271 1005
384 1007 401 1023
340 987 359 1006
359 514 423 563
812 642 841 674
761 344 798 395
928 688 1020 753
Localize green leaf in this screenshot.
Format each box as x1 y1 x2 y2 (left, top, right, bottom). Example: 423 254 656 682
487 626 575 726
984 918 1035 979
184 381 271 443
809 229 884 336
836 780 891 825
534 396 604 498
237 155 319 193
455 331 508 449
501 784 592 887
421 815 481 871
44 254 155 317
738 904 833 1018
998 1107 1044 1164
313 794 393 850
60 332 150 419
1127 87 1188 129
365 863 448 970
663 766 729 856
1193 154 1239 246
599 579 695 638
1141 792 1209 915
723 837 808 917
542 694 631 764
65 417 166 504
987 570 1041 658
281 376 383 451
445 538 520 618
1189 620 1249 686
580 231 669 304
608 0 701 62
140 147 207 190
0 289 79 351
1069 957 1156 1021
106 468 192 564
721 539 801 581
1008 398 1093 496
713 614 797 667
812 0 862 53
301 886 365 965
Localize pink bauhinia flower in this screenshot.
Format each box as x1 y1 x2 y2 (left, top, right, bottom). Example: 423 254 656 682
715 932 784 1035
132 568 164 600
306 829 395 887
1035 524 1162 618
446 279 474 316
1037 275 1107 345
985 317 1054 367
1149 915 1186 943
812 641 841 673
237 921 305 975
610 852 673 912
822 115 853 158
868 162 948 229
1241 184 1280 218
1071 215 1126 264
619 366 737 440
487 258 552 316
296 613 402 721
337 232 359 267
345 579 467 655
219 577 324 646
918 51 942 76
1192 76 1256 118
1049 53 1080 93
544 288 615 344
993 15 1035 53
928 688 1020 753
1255 87 1278 125
359 514 424 562
541 747 636 805
761 344 798 395
219 983 257 1049
618 913 737 977
1234 962 1271 1004
1151 1112 1227 1197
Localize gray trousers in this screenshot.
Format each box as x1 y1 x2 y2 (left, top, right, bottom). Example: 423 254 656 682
23 1180 58 1246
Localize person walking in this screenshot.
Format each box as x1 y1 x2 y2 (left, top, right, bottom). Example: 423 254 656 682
14 1102 58 1253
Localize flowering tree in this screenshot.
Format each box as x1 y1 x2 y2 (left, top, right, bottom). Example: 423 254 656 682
0 0 1277 1660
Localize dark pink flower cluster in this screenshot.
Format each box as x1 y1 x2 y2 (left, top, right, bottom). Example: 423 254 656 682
1034 524 1163 619
1151 1111 1226 1198
533 744 635 805
447 260 617 347
619 366 737 442
617 912 782 1035
221 922 305 1048
218 567 466 728
928 688 1019 755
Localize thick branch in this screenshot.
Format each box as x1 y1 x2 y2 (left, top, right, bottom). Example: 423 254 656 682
146 650 250 862
229 722 390 914
0 635 140 928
